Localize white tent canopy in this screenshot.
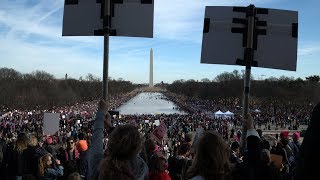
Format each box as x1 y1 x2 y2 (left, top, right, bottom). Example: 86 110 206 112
224 110 234 119
224 110 234 115
254 109 261 113
214 110 225 119
214 110 224 115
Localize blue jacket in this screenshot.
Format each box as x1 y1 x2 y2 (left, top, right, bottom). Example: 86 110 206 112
39 165 64 180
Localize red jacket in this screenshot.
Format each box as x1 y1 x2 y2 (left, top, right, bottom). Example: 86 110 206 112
149 172 171 180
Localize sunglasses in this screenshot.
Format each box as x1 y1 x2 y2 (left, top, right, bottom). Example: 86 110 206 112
68 141 74 144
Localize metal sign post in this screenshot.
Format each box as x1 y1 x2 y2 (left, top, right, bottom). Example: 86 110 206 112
103 0 110 101
241 5 255 148
243 5 255 119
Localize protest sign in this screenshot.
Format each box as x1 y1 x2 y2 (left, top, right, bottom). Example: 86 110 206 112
43 113 60 136
151 122 167 143
270 154 283 169
154 120 160 126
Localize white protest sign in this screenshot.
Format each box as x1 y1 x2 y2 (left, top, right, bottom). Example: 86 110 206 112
154 120 160 126
43 113 60 136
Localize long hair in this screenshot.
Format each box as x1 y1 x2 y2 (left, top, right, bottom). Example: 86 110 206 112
28 134 38 147
15 133 28 154
142 138 156 165
68 172 81 180
187 131 231 180
99 124 142 180
38 154 51 177
149 155 167 174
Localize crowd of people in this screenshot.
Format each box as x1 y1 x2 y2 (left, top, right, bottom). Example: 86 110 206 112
0 91 317 180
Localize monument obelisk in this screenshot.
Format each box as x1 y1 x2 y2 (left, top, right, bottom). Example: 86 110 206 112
149 48 154 87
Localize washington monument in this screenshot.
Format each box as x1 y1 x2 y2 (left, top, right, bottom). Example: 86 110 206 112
149 48 154 87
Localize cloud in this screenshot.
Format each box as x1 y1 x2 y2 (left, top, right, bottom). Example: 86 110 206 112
298 46 320 56
0 0 156 79
0 0 312 84
0 0 62 38
0 36 102 78
154 0 276 42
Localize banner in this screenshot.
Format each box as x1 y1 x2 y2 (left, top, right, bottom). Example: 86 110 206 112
151 122 167 143
43 113 60 136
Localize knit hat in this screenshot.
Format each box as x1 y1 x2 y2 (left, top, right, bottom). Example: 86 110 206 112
280 131 289 139
292 132 300 140
77 140 88 152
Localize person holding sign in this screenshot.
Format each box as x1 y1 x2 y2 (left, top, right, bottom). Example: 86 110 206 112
232 115 282 180
89 100 148 180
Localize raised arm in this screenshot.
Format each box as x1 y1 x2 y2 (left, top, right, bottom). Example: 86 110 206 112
243 115 261 166
89 100 111 178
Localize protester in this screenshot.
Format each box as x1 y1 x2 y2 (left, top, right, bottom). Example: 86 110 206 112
7 133 28 180
95 123 148 179
149 155 171 180
77 139 89 180
67 172 82 180
229 141 242 165
38 153 64 180
186 131 232 180
168 142 192 180
58 137 80 179
293 102 320 180
90 100 148 180
0 90 315 180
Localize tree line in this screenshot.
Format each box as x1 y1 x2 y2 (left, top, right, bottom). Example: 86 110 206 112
166 70 320 114
1 67 319 113
0 68 136 110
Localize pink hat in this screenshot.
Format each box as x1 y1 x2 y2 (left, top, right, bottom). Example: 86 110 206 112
292 132 300 140
280 131 289 139
46 137 53 144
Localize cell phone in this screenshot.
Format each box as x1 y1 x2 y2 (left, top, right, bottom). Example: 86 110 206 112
108 111 119 117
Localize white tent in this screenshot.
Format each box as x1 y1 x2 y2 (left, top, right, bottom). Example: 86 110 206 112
224 111 234 119
214 110 225 119
254 109 261 113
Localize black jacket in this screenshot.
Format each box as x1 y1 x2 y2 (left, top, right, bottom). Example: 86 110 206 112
293 102 320 180
79 150 89 180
